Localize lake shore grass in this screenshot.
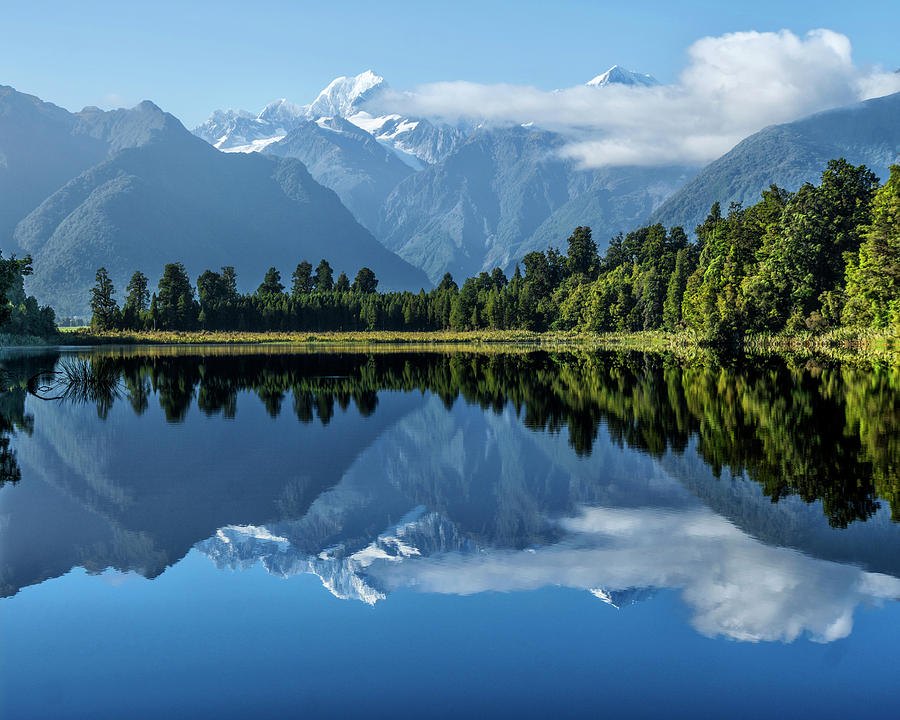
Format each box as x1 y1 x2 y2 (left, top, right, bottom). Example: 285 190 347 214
25 326 896 364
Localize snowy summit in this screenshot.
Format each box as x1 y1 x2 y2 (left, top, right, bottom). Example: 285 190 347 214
586 65 659 88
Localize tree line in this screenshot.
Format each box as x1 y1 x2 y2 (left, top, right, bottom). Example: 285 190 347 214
89 158 900 342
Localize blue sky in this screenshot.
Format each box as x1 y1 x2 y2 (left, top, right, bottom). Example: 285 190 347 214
2 0 898 127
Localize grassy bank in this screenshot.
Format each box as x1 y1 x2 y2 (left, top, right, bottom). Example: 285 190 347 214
56 328 597 347
11 326 899 363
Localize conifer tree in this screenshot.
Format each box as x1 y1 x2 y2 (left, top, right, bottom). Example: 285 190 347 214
90 267 120 330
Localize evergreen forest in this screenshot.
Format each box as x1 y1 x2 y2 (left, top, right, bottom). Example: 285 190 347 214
88 160 900 344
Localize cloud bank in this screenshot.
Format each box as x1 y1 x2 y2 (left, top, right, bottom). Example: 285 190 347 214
369 506 900 644
364 29 900 168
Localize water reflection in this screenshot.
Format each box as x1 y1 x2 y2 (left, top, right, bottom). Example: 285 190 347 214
1 346 899 644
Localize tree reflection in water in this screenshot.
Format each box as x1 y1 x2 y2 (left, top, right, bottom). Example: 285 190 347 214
12 346 900 527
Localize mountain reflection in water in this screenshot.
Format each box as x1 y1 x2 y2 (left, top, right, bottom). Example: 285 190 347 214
1 346 899 646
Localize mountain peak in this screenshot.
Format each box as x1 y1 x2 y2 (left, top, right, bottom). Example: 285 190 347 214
258 97 306 126
308 70 386 119
586 65 658 88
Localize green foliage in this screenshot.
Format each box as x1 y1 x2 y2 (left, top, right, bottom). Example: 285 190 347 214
0 251 57 339
257 267 285 297
95 158 897 344
291 261 313 297
352 267 378 294
155 262 198 330
37 348 900 527
314 259 334 292
90 268 121 331
334 272 350 293
122 271 150 330
843 165 900 329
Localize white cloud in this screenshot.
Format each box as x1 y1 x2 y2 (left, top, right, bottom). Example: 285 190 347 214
363 29 900 168
368 506 900 643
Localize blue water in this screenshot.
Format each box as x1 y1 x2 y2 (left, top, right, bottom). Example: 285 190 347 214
1 347 899 718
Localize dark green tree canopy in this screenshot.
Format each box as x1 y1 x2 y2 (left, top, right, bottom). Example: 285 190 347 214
437 272 458 293
566 226 597 277
90 267 120 330
156 262 198 329
314 259 334 292
292 261 313 296
352 267 378 294
257 267 285 297
124 271 150 313
334 272 350 293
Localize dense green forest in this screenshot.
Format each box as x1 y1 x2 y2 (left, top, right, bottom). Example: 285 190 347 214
26 348 900 528
90 159 900 343
0 252 57 339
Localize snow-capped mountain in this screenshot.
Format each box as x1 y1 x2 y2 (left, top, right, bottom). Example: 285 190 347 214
586 65 659 88
193 70 463 165
193 107 291 153
196 508 475 605
307 69 384 118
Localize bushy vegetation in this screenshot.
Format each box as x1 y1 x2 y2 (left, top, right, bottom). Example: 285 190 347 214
0 252 57 341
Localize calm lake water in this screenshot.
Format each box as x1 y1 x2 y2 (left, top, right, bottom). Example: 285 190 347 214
1 346 899 718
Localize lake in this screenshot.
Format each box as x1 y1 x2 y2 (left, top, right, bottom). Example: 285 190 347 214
1 346 899 718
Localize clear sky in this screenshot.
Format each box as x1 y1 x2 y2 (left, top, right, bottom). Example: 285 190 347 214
2 0 898 128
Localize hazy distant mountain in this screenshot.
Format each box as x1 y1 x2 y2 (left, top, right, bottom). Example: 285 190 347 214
509 166 694 266
649 91 900 233
0 86 179 253
10 99 427 315
265 116 414 233
377 125 694 282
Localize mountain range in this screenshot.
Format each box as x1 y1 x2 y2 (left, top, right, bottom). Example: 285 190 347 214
194 68 695 282
0 86 428 316
3 65 900 314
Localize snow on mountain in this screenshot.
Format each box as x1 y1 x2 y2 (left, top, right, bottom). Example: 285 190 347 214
193 106 289 152
193 70 464 164
586 65 659 88
307 69 385 118
195 65 661 163
257 97 306 128
195 507 474 605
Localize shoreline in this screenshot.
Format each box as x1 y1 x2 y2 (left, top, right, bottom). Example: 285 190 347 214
3 328 897 364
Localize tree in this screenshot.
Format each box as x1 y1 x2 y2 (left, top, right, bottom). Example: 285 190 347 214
0 253 33 328
843 164 900 328
291 261 313 296
222 266 238 297
352 267 378 294
257 267 285 297
334 272 350 293
197 268 240 329
523 251 552 298
157 262 198 329
124 271 150 313
566 226 597 278
437 272 458 293
314 259 334 292
122 271 149 329
90 267 120 330
663 247 696 330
